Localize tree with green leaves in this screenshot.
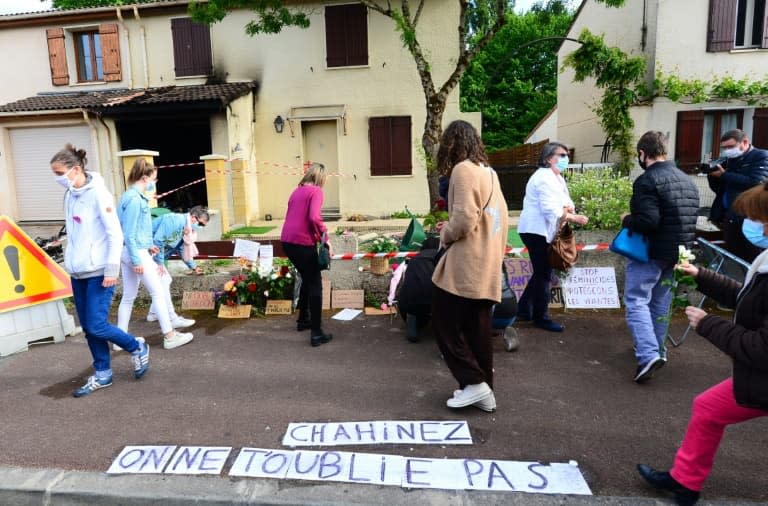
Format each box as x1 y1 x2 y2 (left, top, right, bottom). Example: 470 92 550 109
54 0 511 206
461 0 573 151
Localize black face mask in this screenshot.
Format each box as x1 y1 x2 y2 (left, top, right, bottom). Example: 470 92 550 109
637 154 647 170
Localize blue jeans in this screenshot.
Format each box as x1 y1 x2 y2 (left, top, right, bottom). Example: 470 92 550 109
624 259 674 366
72 276 140 373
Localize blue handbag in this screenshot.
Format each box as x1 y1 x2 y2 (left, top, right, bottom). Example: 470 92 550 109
610 227 649 262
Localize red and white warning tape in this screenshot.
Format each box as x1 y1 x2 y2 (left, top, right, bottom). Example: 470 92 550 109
155 176 207 199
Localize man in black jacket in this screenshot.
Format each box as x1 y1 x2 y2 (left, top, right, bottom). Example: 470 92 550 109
708 129 768 262
622 131 699 383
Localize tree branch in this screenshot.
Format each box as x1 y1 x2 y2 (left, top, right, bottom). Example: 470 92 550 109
413 0 425 26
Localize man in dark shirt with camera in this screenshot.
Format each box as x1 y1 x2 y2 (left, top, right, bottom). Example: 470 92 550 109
708 129 768 262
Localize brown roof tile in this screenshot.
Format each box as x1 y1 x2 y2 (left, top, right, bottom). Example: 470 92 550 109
0 82 256 113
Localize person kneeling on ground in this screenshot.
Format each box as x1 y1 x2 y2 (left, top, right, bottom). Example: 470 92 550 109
396 237 440 342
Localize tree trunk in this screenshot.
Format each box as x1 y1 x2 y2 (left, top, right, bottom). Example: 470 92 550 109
422 93 445 207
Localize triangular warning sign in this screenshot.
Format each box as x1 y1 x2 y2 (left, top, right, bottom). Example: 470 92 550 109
0 216 72 313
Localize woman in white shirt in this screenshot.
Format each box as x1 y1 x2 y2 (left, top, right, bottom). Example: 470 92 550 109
517 142 588 332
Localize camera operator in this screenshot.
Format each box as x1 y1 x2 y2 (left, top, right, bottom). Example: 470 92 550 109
708 129 768 262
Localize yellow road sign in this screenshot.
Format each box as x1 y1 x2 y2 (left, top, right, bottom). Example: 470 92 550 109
0 216 72 313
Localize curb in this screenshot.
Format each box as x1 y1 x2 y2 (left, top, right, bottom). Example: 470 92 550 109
0 466 669 506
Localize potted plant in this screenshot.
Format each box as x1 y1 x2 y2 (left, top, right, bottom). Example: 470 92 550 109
362 236 399 275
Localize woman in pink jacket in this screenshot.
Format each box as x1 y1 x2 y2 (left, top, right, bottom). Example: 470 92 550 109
280 163 333 347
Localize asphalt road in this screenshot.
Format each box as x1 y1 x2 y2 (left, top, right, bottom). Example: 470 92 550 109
1 307 767 504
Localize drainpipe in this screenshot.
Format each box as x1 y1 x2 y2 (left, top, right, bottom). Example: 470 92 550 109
115 7 133 89
96 112 122 192
134 5 149 87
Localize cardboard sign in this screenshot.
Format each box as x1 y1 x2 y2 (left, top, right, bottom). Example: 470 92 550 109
217 304 252 318
265 300 293 315
233 239 260 261
322 277 331 310
0 216 72 312
181 291 216 310
364 306 396 316
562 267 620 308
504 258 561 307
332 289 364 309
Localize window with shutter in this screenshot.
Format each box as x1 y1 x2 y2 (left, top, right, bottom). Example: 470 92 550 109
752 108 768 148
708 0 768 50
675 111 705 172
46 28 69 86
369 116 412 176
325 4 368 68
171 17 213 77
74 30 104 82
708 0 737 51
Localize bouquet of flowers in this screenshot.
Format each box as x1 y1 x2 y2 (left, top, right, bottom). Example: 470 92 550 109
362 236 400 254
217 257 296 312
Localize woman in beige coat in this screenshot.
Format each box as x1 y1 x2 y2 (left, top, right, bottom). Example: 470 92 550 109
431 120 509 412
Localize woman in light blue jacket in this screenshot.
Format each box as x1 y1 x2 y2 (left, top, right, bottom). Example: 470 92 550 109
50 144 149 397
116 159 193 350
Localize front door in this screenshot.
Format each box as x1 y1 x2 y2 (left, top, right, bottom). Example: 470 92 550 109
302 120 339 210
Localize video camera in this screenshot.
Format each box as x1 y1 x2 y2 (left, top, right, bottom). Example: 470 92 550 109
699 157 727 174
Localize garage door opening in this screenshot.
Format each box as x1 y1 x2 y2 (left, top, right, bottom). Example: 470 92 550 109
118 115 211 212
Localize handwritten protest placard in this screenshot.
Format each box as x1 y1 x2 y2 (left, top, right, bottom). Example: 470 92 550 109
282 421 472 446
233 239 260 261
331 289 364 309
504 258 562 306
181 291 215 310
562 267 620 308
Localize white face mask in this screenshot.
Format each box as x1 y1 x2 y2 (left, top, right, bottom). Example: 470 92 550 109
721 146 743 159
54 166 74 189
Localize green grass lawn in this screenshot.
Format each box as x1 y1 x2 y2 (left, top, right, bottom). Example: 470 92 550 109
227 226 276 236
507 227 524 248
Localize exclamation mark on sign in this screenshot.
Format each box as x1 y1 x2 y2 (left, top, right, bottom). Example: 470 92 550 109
3 245 24 293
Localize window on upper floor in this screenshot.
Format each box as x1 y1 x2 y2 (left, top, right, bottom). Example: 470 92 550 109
325 3 368 68
369 116 412 176
708 0 768 51
74 30 103 82
171 17 213 77
46 24 121 86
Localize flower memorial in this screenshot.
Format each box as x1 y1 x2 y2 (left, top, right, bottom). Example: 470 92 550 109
218 257 296 313
362 235 400 254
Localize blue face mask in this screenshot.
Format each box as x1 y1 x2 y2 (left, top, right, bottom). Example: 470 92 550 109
556 156 569 171
145 181 156 193
742 218 768 249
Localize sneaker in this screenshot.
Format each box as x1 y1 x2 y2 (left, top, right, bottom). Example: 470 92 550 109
634 356 664 383
112 342 124 352
502 327 520 352
447 382 492 408
455 389 497 412
146 312 158 322
131 337 150 379
73 375 112 397
171 316 195 329
164 331 193 350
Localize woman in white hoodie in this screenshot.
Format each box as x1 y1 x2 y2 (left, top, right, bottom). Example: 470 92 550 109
50 144 149 397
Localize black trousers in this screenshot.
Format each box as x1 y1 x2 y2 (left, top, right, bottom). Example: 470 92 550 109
518 232 553 321
431 286 494 389
282 242 324 332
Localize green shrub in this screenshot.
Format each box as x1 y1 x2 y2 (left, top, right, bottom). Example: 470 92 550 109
566 169 632 230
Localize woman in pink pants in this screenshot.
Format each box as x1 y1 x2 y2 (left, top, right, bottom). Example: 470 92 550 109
637 182 768 505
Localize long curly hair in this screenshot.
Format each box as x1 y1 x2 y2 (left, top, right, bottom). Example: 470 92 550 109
436 120 488 177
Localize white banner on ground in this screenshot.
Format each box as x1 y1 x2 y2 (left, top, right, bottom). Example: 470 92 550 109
109 446 592 495
282 420 472 446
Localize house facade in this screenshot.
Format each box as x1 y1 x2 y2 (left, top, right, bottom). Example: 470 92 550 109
0 0 477 224
553 0 768 169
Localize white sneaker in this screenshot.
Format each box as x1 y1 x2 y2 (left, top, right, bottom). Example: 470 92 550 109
447 382 492 408
112 336 144 352
171 316 195 329
164 331 193 350
146 312 158 322
453 388 497 412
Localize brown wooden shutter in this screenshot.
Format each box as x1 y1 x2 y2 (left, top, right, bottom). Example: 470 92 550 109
763 4 768 48
171 17 212 77
46 28 69 86
707 0 736 52
370 117 392 176
390 116 412 175
99 23 122 82
325 6 347 67
345 4 368 66
675 110 705 172
752 108 768 149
